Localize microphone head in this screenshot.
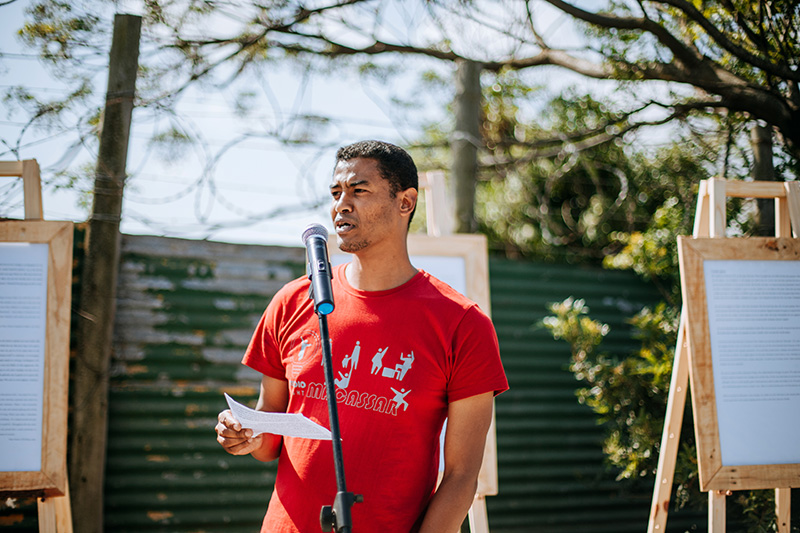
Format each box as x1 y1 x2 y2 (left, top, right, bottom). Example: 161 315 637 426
302 223 329 244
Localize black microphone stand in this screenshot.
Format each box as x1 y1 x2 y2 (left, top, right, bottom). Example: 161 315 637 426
315 305 362 532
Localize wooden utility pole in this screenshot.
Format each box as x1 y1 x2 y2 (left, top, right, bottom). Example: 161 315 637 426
451 59 482 234
70 14 141 533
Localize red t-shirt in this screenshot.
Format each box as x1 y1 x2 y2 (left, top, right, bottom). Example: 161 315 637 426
243 264 508 533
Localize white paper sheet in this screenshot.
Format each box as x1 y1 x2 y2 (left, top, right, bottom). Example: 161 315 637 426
0 243 48 472
224 393 332 440
703 259 800 466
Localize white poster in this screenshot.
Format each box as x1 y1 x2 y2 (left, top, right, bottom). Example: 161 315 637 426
703 260 800 466
0 242 48 472
332 255 467 295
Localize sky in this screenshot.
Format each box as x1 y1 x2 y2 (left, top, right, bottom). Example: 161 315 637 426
0 0 439 247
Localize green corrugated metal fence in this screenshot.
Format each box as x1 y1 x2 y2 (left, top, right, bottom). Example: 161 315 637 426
104 235 303 532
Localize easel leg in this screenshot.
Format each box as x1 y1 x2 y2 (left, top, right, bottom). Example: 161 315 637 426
21 159 44 220
783 182 800 237
467 496 489 533
37 497 57 533
776 196 791 237
774 191 797 532
776 488 790 533
709 491 726 533
36 481 73 533
647 315 689 533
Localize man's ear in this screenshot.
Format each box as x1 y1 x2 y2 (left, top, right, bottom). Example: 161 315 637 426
398 188 418 217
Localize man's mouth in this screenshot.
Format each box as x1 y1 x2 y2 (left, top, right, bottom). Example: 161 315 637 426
335 221 354 234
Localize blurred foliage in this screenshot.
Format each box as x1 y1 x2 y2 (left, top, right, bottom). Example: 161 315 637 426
414 68 768 273
542 299 693 482
575 0 800 161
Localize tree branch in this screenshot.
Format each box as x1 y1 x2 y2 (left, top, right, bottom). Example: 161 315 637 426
163 0 373 91
482 47 611 76
271 27 467 62
659 0 800 83
716 0 772 54
481 99 725 167
524 1 548 48
541 0 703 68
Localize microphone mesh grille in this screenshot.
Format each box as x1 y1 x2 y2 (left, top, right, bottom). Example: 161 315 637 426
302 223 328 244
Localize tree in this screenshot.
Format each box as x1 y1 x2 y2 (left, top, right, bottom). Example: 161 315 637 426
536 0 800 158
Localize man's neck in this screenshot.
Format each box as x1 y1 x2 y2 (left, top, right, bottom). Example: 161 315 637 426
344 245 417 291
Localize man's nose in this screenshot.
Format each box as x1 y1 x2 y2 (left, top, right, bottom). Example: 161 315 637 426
334 193 353 213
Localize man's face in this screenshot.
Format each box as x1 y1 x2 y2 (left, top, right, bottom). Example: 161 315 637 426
329 157 411 254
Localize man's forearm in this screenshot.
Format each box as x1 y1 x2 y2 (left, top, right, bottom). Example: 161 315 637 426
249 432 283 463
418 471 478 533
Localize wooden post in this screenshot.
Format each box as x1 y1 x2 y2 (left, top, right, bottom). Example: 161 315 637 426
646 317 689 532
467 495 490 533
22 160 43 220
451 59 482 234
37 484 73 533
69 14 141 533
419 171 454 237
708 178 726 238
783 182 800 238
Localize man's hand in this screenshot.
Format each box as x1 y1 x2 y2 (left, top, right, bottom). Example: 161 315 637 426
215 375 289 462
215 409 266 456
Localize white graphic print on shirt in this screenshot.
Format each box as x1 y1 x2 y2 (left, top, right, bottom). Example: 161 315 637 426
290 338 418 416
288 330 320 383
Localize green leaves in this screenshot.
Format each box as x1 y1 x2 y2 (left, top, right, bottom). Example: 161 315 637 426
19 1 105 62
543 298 677 480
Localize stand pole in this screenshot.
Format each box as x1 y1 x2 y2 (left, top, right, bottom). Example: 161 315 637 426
318 313 361 532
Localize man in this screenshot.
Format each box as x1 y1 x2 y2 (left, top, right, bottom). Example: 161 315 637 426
216 140 508 532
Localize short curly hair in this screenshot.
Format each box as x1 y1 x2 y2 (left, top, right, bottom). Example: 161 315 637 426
335 140 419 197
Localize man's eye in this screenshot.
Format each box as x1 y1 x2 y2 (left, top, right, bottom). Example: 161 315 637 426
331 191 341 199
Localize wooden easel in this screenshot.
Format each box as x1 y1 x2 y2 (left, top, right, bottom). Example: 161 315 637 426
0 160 74 533
419 171 495 533
0 159 44 220
647 178 800 533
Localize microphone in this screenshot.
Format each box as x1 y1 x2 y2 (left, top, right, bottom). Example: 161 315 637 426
302 223 335 316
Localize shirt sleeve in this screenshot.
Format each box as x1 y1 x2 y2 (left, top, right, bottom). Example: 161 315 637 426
242 288 291 381
446 305 509 403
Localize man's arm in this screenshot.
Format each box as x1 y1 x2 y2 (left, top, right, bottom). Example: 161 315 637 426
418 391 494 533
215 374 289 462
